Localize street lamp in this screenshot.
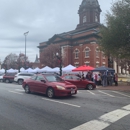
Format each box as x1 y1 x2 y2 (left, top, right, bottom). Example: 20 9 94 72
24 31 29 69
56 52 62 76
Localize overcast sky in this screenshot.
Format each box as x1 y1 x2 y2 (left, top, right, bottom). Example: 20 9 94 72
0 0 113 63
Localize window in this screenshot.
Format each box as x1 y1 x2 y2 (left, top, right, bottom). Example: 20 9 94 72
102 52 106 59
96 61 99 67
83 16 87 23
85 62 90 66
75 64 79 67
95 14 98 22
36 75 45 81
96 63 99 67
84 48 90 57
96 48 99 57
74 49 79 59
31 75 37 80
64 76 73 80
45 75 63 82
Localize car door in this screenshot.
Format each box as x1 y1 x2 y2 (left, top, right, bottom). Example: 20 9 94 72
70 76 84 88
34 75 48 94
28 75 37 91
63 75 81 88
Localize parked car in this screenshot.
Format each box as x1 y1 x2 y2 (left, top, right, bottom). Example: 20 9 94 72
3 73 17 83
14 73 36 85
61 74 96 90
22 73 77 98
0 73 4 82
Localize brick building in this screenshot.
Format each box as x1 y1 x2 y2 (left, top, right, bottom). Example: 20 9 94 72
38 0 108 68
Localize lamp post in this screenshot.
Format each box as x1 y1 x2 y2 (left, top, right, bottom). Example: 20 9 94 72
24 31 29 69
56 52 62 76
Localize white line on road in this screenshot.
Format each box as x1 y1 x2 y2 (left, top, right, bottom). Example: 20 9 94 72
87 90 95 95
70 104 130 130
77 91 82 93
42 98 80 108
123 104 130 111
112 91 130 98
8 91 23 95
15 89 24 92
98 90 115 97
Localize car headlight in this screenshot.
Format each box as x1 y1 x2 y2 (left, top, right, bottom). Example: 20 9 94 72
56 85 66 90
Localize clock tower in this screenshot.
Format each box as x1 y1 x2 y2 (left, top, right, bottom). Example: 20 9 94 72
76 0 102 30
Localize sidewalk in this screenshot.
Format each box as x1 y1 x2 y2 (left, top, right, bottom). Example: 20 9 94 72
96 85 130 92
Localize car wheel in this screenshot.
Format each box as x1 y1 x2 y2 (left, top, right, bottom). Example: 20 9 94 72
87 84 94 90
25 85 30 93
18 79 23 85
46 88 54 98
5 79 10 83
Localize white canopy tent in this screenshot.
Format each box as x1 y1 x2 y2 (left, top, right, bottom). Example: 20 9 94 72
0 68 5 73
38 66 53 73
62 64 76 72
23 68 34 73
7 68 18 73
32 67 41 73
48 67 60 73
20 67 25 72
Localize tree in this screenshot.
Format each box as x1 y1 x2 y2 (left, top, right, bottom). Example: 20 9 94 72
2 53 30 71
41 44 61 68
99 0 130 72
3 53 18 70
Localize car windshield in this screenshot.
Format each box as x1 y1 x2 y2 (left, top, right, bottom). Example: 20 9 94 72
45 75 64 82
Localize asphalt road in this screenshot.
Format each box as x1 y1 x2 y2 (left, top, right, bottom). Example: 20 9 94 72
0 82 130 130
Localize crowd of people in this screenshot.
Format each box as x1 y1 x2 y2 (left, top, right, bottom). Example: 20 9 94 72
77 71 118 87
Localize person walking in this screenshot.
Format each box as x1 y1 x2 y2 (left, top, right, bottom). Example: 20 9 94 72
107 73 113 86
97 73 101 86
102 72 107 87
114 73 118 86
86 72 91 81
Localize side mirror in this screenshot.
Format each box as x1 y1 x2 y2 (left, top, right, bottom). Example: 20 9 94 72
41 80 46 83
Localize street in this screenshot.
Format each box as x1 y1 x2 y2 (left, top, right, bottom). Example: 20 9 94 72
0 83 130 130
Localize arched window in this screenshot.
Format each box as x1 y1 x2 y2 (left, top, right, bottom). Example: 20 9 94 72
83 16 87 23
74 49 79 59
84 47 90 57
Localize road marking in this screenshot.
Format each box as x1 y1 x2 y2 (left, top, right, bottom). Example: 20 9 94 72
87 90 95 95
15 89 24 92
77 91 82 93
112 91 130 98
123 104 130 111
8 91 23 95
99 109 130 123
71 120 110 130
98 90 115 97
42 98 80 108
70 104 130 130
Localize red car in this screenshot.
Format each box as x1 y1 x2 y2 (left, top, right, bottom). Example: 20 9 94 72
22 74 77 98
3 73 17 83
61 75 96 90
